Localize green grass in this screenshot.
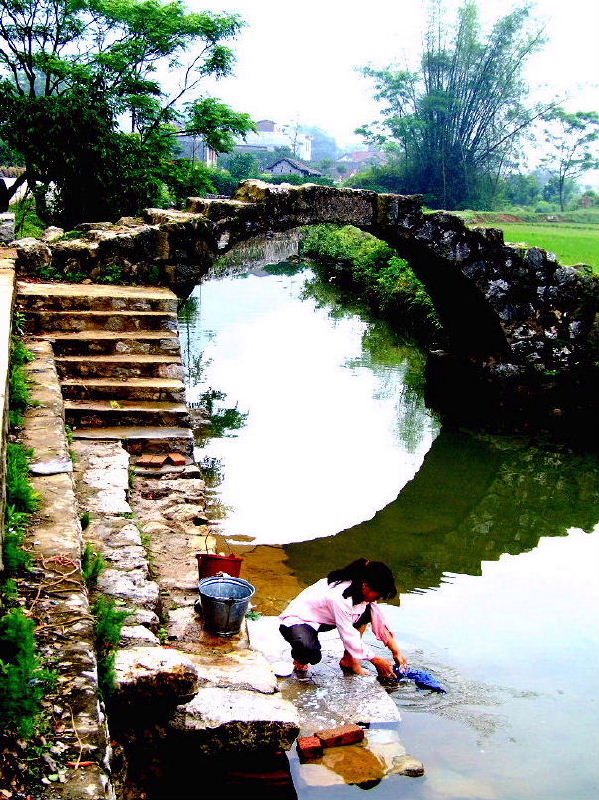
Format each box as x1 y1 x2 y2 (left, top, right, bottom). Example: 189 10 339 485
493 223 599 272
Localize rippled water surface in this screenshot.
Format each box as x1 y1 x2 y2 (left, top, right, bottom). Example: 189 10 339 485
179 247 599 800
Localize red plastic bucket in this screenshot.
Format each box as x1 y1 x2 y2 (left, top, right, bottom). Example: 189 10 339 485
196 553 244 580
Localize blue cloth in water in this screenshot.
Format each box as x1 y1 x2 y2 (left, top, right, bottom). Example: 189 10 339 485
395 666 447 693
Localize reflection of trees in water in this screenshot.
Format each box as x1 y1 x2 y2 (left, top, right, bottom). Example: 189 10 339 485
302 274 437 454
212 230 303 277
198 456 225 488
284 429 599 594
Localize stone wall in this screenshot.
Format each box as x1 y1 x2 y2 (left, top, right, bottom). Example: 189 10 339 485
0 259 15 570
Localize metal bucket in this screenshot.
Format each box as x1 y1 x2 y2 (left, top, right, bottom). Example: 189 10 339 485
198 576 256 636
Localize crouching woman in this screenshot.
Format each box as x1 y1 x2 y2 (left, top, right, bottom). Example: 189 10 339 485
279 558 409 677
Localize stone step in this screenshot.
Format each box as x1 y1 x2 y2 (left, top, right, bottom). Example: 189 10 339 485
17 281 178 312
73 425 194 456
42 330 180 356
65 399 190 428
26 309 178 334
60 377 185 403
55 354 183 380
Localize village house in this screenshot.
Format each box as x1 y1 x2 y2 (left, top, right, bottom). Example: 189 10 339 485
263 158 323 178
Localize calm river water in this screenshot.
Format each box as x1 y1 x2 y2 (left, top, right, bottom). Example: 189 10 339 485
179 246 599 800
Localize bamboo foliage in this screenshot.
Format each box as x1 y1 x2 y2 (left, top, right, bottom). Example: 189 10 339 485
358 1 552 208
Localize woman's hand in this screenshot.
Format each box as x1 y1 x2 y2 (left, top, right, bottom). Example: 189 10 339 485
393 649 410 670
370 656 396 678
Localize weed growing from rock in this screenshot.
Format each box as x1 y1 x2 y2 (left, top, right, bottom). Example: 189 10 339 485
80 510 92 530
4 504 33 574
93 596 131 697
8 335 35 428
82 543 106 589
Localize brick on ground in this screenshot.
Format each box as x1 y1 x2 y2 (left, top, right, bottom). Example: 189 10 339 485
315 724 365 748
297 736 324 760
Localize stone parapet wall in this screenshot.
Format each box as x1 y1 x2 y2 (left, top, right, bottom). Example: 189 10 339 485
0 258 16 570
22 341 114 798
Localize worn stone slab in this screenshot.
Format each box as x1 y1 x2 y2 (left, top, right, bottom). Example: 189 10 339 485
186 648 279 695
248 616 401 731
73 439 131 514
120 625 160 647
169 686 299 752
114 646 199 704
87 517 143 548
20 341 113 798
97 567 159 609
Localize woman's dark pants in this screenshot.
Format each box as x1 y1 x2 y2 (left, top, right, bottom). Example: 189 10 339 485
279 624 324 665
279 608 371 665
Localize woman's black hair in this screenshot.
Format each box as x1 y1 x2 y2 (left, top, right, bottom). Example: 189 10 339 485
327 558 397 604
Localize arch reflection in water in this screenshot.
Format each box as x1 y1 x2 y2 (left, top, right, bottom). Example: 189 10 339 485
179 260 440 545
283 429 599 597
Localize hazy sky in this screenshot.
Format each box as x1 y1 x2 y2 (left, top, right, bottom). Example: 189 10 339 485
194 0 599 149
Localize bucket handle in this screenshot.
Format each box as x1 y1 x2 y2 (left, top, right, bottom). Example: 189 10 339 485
197 533 235 557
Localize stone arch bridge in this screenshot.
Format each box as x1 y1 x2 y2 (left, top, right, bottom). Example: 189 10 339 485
15 180 599 383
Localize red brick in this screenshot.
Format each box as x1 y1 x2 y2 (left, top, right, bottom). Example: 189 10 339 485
297 736 323 759
314 724 365 748
136 453 167 467
167 452 188 466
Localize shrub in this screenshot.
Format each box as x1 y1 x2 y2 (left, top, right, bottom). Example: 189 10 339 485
3 505 33 574
261 173 335 187
0 608 56 737
7 443 41 513
302 225 441 341
9 336 35 427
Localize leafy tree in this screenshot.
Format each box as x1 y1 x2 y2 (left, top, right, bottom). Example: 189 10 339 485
541 175 578 210
345 160 406 193
503 172 542 206
163 160 238 205
357 1 550 209
540 109 599 211
0 0 254 222
218 152 263 181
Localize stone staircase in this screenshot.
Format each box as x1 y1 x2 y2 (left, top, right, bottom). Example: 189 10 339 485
17 281 194 458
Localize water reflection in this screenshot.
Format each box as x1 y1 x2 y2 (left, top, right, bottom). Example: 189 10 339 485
280 429 599 596
179 262 439 544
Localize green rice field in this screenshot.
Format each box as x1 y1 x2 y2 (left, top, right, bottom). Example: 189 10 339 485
484 223 599 272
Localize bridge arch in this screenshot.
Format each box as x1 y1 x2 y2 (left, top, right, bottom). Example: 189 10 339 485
15 179 599 378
